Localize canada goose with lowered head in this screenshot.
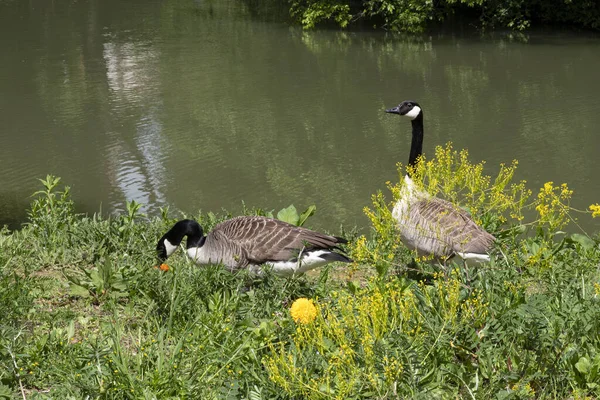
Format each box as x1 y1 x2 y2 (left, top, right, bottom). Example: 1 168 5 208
385 100 495 263
156 216 352 276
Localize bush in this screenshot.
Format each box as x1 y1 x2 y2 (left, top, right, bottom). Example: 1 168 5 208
286 0 600 32
265 142 600 398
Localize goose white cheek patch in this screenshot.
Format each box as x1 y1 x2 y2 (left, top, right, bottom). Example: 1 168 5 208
164 239 178 257
404 106 422 119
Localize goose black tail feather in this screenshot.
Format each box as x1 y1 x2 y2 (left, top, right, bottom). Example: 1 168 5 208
318 252 353 263
333 236 348 244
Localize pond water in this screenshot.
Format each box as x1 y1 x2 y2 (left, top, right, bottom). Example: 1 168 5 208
1 0 599 232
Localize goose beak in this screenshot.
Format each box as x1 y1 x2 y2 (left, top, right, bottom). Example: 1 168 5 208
385 106 401 114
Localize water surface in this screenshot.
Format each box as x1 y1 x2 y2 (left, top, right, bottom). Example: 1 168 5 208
1 0 599 232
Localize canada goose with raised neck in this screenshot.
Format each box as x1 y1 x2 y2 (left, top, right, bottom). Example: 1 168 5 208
156 216 352 276
385 100 495 263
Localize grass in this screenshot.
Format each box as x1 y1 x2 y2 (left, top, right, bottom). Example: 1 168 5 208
1 157 600 399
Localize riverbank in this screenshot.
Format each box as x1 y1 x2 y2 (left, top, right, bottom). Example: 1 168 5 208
1 165 600 398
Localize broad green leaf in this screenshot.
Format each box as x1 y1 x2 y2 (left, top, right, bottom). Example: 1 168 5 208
277 205 299 225
111 280 127 292
576 357 591 374
570 234 595 250
66 320 75 340
297 205 317 227
69 284 91 298
90 270 104 290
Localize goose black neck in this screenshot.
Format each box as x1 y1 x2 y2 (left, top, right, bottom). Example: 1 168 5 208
187 235 205 249
164 219 205 248
407 114 424 175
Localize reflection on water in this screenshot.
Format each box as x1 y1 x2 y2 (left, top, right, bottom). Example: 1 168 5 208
0 0 599 232
103 38 167 212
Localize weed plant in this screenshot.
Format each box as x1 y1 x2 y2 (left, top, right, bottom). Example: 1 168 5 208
1 143 600 399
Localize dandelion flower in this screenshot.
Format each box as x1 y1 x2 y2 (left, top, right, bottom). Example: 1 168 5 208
159 264 170 272
290 298 317 324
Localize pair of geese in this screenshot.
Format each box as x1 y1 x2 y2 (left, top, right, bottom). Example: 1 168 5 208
156 101 495 276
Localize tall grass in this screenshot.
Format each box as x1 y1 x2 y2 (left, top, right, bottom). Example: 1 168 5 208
1 144 600 399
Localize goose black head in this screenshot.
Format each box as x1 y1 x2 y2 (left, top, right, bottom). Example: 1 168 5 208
385 100 422 120
156 219 205 262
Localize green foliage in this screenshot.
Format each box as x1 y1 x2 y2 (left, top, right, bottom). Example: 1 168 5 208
263 143 600 398
290 0 352 29
0 177 334 398
63 258 128 300
276 204 317 227
287 0 600 32
2 171 600 399
28 175 75 230
363 0 437 32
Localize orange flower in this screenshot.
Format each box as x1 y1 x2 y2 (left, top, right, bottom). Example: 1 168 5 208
159 264 170 272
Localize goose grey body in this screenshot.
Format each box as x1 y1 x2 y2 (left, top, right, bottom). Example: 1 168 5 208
386 101 495 263
157 216 352 276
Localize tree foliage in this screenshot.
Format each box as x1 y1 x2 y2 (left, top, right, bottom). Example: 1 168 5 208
287 0 600 32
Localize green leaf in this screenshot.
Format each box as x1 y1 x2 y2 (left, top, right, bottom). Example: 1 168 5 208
69 284 91 298
63 272 83 287
277 205 299 225
248 386 263 400
0 384 14 400
297 205 317 227
66 320 75 340
347 280 359 294
110 291 128 299
576 357 591 374
90 270 104 290
111 280 127 292
570 234 595 250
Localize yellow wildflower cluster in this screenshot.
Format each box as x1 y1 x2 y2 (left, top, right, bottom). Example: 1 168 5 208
363 142 534 268
267 283 408 398
590 203 600 218
420 271 461 326
460 289 489 328
382 355 403 385
572 387 594 400
350 235 370 263
511 381 535 399
266 278 491 398
404 143 528 219
535 181 573 230
361 191 400 270
290 298 317 324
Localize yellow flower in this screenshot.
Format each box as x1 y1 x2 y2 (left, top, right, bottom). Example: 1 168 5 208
290 298 317 324
590 203 600 218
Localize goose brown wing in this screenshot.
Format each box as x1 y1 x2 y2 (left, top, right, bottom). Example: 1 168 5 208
211 216 344 263
408 197 495 256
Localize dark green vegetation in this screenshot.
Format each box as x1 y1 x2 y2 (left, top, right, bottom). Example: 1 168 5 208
285 0 600 32
1 162 600 398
